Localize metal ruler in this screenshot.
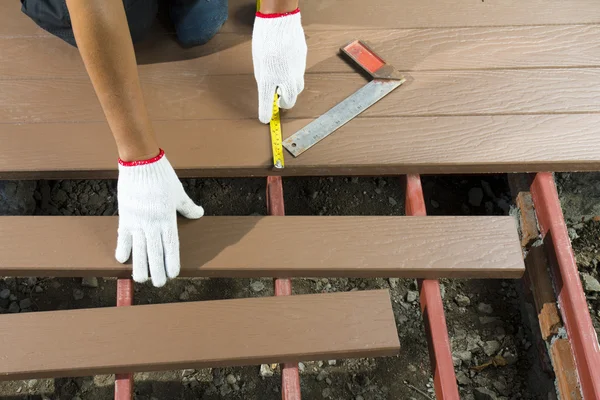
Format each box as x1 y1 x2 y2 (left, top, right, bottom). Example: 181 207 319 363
282 40 405 157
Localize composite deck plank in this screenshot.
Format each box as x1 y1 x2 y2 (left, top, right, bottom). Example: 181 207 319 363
0 290 399 380
1 115 599 179
0 216 524 279
2 25 600 78
3 0 600 36
2 69 600 123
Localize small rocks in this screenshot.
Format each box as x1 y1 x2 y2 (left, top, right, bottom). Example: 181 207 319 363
8 302 20 313
582 273 600 292
322 387 331 398
251 281 265 292
406 290 418 303
179 291 190 301
19 298 32 310
388 197 398 206
298 362 305 372
316 370 328 382
456 371 472 385
454 294 470 307
35 285 44 293
479 316 498 325
456 350 472 363
259 364 274 378
477 302 494 314
226 374 237 385
220 384 232 396
82 277 99 288
469 187 484 207
388 278 399 289
483 340 501 356
9 294 17 301
327 360 336 366
73 289 84 300
0 288 10 300
474 387 498 400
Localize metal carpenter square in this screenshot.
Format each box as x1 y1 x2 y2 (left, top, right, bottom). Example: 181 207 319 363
282 40 405 157
282 79 403 157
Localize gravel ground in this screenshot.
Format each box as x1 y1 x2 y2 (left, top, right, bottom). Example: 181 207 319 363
0 173 596 399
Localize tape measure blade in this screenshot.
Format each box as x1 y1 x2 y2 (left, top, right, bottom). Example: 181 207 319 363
283 79 404 157
270 93 285 168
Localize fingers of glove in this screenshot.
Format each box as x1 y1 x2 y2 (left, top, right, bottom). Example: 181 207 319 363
258 83 277 124
115 228 132 263
146 231 167 288
177 193 204 219
278 83 299 110
162 225 181 279
131 232 149 283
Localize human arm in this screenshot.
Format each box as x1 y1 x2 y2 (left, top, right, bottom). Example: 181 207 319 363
65 0 203 287
253 0 307 123
65 0 158 162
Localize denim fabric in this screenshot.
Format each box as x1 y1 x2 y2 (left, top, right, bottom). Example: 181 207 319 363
20 0 228 47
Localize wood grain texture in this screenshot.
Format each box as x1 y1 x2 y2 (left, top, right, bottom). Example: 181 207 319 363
1 114 599 179
2 25 600 78
0 216 524 279
3 0 600 36
2 69 600 123
0 290 399 380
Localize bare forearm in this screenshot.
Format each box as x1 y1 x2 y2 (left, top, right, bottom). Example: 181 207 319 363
66 0 159 161
259 0 299 13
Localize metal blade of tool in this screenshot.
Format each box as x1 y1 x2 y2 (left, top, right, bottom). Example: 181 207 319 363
282 78 404 157
270 93 284 169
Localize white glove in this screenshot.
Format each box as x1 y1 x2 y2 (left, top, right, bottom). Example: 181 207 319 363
252 8 307 124
115 150 204 287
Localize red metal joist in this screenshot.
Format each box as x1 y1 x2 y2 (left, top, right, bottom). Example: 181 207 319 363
405 175 460 400
115 278 134 400
267 176 302 400
530 172 600 399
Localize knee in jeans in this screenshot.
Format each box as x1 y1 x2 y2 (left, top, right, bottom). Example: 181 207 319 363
174 0 228 47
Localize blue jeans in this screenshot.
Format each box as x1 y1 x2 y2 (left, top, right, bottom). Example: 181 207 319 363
21 0 228 47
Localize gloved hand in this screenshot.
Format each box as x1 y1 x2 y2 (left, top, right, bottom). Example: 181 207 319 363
252 8 307 123
115 150 204 287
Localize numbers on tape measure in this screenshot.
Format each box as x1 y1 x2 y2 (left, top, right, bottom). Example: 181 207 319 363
270 93 284 169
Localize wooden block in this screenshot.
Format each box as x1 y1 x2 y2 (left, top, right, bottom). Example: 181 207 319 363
516 191 540 248
550 339 583 400
525 245 562 340
0 290 399 380
0 216 525 279
2 115 600 179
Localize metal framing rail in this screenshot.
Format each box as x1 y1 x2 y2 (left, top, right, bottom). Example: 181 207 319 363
110 172 599 399
530 172 600 399
405 175 460 399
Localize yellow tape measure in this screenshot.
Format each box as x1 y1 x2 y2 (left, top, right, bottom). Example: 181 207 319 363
270 93 284 169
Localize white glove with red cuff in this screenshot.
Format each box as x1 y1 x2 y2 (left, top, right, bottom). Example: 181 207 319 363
252 8 307 123
115 150 204 287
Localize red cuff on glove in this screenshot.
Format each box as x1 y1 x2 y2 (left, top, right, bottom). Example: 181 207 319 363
118 149 165 167
256 8 300 18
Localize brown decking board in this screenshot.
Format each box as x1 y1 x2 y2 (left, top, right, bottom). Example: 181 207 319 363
2 115 599 179
0 290 399 380
3 0 600 36
2 25 600 77
1 1 599 177
3 69 600 122
0 216 524 279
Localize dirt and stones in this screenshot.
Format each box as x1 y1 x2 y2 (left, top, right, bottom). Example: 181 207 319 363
0 173 593 399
